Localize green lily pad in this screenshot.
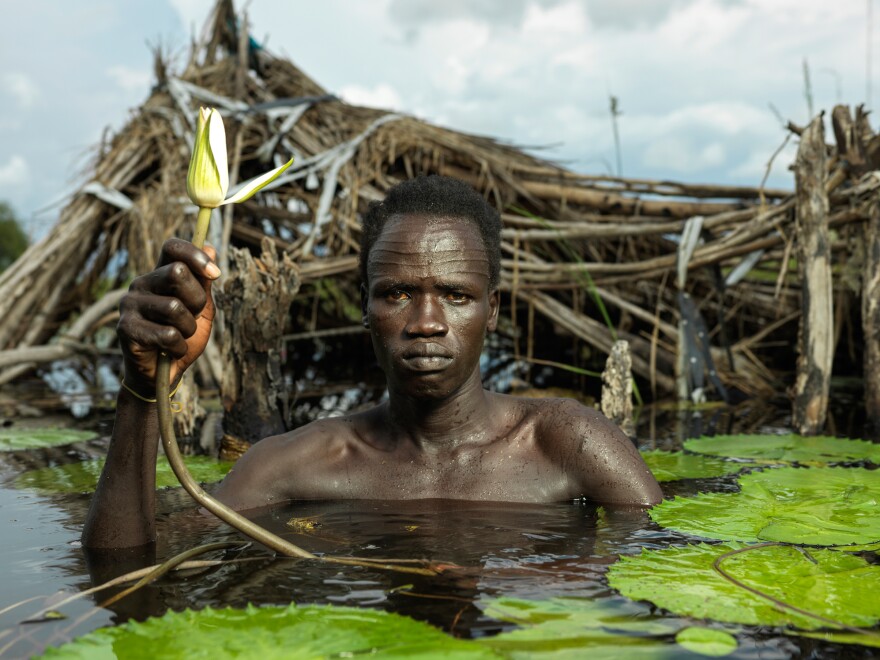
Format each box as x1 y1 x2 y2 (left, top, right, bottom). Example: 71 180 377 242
607 542 880 630
0 427 97 452
476 597 699 658
674 628 738 657
640 450 751 482
14 456 233 494
684 434 880 465
795 630 880 649
39 603 500 659
650 467 880 546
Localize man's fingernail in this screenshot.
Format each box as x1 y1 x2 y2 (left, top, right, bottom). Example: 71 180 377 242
206 263 221 279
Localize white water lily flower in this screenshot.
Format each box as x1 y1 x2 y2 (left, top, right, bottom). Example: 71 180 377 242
186 107 293 209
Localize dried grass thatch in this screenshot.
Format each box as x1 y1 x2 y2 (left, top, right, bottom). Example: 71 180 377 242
0 0 877 415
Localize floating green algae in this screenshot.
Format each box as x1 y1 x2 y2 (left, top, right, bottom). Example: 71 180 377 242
649 466 880 546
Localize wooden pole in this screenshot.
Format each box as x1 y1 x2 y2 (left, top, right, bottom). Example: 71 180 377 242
792 115 833 435
216 237 301 456
601 340 635 437
863 201 880 429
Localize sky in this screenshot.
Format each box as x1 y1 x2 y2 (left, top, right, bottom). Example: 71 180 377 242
0 0 875 238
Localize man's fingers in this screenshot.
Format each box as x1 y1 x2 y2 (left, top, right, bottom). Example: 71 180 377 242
156 238 221 281
135 293 198 338
132 263 208 316
120 316 190 359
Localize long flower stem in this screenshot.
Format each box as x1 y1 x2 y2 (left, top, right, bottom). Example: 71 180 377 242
155 358 445 574
192 207 213 250
156 356 318 559
154 211 446 575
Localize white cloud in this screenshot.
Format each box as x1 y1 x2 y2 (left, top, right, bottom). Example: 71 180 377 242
106 65 152 93
338 83 403 110
731 140 798 180
166 0 213 31
0 156 29 186
522 1 587 35
2 73 39 108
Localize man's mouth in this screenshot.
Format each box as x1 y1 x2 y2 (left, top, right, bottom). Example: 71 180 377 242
401 344 453 371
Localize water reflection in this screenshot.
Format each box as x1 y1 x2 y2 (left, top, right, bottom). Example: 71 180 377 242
145 499 619 636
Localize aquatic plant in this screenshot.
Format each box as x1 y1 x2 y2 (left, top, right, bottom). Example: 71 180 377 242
649 466 880 546
607 542 880 630
639 449 750 482
38 597 740 659
475 596 727 658
0 427 96 452
185 107 293 245
38 604 499 659
683 433 880 464
14 456 233 494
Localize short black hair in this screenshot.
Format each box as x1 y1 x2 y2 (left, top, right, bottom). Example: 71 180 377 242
359 175 502 289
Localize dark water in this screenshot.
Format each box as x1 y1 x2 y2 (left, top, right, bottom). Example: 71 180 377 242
0 401 875 658
0 329 874 657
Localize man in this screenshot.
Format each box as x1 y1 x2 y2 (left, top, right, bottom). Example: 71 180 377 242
82 176 661 549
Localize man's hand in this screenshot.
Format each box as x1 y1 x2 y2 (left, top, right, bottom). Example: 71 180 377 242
117 238 220 395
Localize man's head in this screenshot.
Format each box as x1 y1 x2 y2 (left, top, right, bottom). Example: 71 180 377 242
359 175 502 290
359 176 502 399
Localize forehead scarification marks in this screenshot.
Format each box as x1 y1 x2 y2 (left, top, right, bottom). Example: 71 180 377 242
368 215 490 283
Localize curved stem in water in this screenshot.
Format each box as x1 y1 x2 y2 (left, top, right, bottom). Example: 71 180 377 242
153 211 448 575
156 355 317 559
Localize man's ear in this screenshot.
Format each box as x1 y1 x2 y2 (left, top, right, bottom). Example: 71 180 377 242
486 288 500 332
360 283 370 328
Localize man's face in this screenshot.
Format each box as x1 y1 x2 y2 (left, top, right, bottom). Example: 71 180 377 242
363 213 500 399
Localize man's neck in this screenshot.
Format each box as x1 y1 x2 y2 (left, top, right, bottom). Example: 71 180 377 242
384 369 495 455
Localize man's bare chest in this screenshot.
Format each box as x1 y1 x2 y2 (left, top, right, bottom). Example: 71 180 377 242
311 435 576 503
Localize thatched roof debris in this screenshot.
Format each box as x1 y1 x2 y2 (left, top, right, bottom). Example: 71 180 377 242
0 0 876 411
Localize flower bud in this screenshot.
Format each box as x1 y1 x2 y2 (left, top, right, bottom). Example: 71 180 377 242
186 107 228 208
187 107 292 209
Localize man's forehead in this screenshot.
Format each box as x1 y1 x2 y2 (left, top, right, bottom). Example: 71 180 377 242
368 214 489 279
372 215 486 255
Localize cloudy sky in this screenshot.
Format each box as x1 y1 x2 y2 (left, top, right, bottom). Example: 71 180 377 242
1 0 874 237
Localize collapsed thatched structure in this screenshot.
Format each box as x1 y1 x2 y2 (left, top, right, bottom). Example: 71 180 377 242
0 0 877 432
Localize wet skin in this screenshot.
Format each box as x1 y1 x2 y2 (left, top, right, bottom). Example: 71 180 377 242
82 214 661 550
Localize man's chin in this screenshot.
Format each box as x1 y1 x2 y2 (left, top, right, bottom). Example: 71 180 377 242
389 377 457 401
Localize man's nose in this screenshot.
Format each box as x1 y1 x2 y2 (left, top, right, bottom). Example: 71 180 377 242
405 296 448 337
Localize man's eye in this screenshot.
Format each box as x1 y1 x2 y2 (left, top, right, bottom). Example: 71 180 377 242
446 292 469 303
386 289 408 301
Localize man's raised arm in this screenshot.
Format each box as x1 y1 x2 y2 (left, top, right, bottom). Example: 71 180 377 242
81 239 219 548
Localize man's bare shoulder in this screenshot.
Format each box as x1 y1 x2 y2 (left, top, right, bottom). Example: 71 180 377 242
497 392 661 506
492 392 616 435
213 408 381 510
